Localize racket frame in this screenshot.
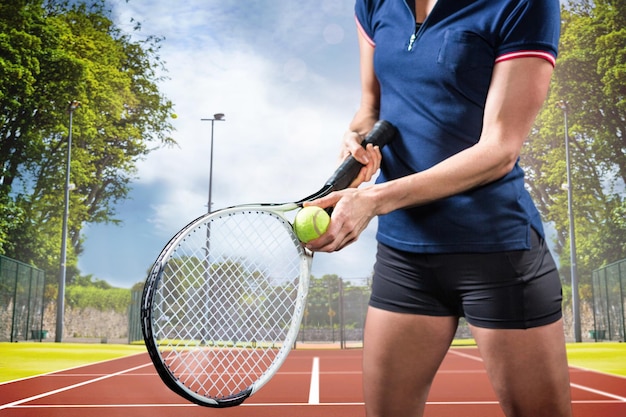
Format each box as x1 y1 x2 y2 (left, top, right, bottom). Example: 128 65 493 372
141 120 397 407
142 204 312 407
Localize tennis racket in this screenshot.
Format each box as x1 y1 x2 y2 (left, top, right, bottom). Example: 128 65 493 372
140 120 397 407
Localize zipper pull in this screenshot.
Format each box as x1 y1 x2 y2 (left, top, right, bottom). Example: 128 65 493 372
407 32 417 51
407 22 421 51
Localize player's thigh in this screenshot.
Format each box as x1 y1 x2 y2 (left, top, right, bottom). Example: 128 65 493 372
363 307 457 416
471 320 572 417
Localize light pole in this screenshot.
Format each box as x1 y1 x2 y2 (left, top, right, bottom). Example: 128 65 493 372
56 100 80 343
558 100 581 342
200 113 225 213
199 113 225 344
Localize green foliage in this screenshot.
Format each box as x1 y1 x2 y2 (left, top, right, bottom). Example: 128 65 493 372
0 194 23 254
65 284 130 313
42 270 130 312
523 0 626 286
304 274 369 329
41 274 130 312
130 280 145 292
0 0 175 285
72 273 113 289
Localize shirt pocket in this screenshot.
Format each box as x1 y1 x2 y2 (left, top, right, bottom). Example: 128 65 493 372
437 29 494 104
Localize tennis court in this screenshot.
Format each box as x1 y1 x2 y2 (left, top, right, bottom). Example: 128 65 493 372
1 347 625 417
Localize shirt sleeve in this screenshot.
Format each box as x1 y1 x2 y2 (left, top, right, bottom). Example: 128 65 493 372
496 0 561 66
354 0 376 46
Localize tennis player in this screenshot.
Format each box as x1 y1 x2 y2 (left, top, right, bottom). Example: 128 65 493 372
306 0 573 416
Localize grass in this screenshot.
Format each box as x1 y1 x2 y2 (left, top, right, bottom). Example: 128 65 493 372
451 340 626 376
451 338 477 347
0 342 146 383
450 340 626 376
0 341 624 384
566 342 626 377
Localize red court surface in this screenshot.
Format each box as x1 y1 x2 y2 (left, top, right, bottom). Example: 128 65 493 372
1 347 625 417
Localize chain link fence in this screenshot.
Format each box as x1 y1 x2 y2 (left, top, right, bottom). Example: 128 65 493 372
0 255 46 342
130 275 474 347
297 276 369 348
127 276 372 346
591 258 626 342
128 289 142 344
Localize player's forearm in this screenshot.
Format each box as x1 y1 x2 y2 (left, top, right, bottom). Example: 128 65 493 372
367 58 552 216
349 106 379 138
365 139 520 216
352 26 380 137
349 81 380 137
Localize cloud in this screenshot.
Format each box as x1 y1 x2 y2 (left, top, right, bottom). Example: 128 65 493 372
137 44 359 223
79 0 377 288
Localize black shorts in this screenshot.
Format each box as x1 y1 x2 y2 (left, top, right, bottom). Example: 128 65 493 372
370 230 563 329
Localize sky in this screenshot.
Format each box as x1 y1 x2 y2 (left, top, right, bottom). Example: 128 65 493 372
78 0 377 289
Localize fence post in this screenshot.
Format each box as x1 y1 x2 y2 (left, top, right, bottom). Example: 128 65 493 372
591 271 597 341
39 271 46 340
25 266 33 341
616 262 626 342
596 268 611 342
10 261 19 342
339 279 345 349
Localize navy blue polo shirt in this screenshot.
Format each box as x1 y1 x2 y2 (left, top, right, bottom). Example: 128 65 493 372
355 0 560 253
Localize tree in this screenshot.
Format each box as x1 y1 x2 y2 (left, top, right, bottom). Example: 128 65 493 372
303 274 342 328
0 0 174 285
522 0 626 287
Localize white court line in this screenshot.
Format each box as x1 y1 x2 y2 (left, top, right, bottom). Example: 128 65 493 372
449 348 626 402
308 357 320 404
0 362 153 411
9 399 624 409
569 364 626 381
570 383 626 402
448 349 483 362
0 352 147 386
5 351 624 410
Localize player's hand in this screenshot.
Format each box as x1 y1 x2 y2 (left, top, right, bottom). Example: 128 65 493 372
303 188 375 252
340 130 382 188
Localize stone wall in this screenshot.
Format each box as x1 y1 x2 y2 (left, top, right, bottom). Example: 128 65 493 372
562 300 596 341
42 302 128 342
36 300 597 344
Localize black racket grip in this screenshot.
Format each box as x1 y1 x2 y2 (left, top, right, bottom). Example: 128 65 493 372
324 120 397 191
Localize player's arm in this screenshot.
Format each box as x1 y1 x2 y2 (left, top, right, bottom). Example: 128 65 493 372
308 56 554 251
366 56 555 214
350 22 380 136
341 21 382 187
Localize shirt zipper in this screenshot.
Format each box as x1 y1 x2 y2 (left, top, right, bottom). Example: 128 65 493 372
407 22 422 51
404 0 437 52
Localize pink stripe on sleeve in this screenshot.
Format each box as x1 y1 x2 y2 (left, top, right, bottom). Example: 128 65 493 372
355 15 376 47
496 50 556 67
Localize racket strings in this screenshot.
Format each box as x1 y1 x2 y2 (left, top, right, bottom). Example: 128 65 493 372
151 210 305 399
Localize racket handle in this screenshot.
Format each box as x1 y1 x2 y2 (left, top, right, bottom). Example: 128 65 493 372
324 120 397 191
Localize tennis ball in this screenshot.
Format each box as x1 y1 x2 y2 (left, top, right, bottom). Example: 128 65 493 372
171 113 178 119
293 206 330 243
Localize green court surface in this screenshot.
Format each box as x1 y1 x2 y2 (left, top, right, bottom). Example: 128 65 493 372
0 341 624 384
566 342 626 377
0 342 146 383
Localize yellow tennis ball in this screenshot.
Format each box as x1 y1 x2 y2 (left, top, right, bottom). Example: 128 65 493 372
171 113 178 119
293 206 330 243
